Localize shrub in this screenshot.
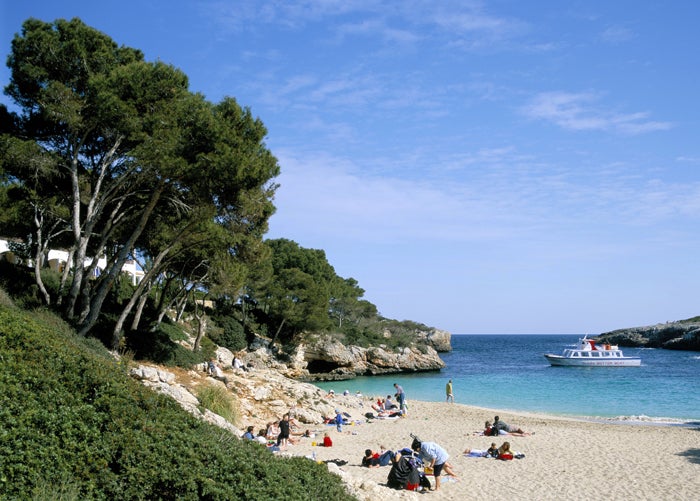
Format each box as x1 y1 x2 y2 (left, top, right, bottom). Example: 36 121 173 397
124 324 215 368
0 304 356 500
209 315 247 351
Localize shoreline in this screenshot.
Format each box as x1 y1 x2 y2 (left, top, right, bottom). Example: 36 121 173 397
283 399 700 500
315 388 700 427
401 400 700 428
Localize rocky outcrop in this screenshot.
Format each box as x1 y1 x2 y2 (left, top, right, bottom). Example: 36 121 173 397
597 320 700 351
291 336 446 381
414 328 452 352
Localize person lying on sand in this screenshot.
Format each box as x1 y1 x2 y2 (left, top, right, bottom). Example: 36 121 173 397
463 442 499 458
492 415 531 436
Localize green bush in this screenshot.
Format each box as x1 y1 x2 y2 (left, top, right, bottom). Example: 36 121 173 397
0 304 356 500
209 315 247 352
124 323 215 368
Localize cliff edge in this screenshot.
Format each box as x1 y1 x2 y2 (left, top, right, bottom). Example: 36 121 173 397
596 318 700 351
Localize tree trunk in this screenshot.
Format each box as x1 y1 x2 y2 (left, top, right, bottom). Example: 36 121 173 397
78 182 164 337
130 290 150 331
32 207 51 305
193 301 207 352
269 317 285 347
112 244 172 348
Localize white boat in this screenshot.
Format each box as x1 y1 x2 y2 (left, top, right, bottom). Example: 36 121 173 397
544 336 641 367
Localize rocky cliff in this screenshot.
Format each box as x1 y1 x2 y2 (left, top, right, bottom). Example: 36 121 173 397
294 337 446 381
414 327 452 352
243 328 450 381
596 319 700 350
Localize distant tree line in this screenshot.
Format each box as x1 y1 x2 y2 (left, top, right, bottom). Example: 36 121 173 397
0 18 418 354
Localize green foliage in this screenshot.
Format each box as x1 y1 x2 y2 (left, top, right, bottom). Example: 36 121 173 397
0 285 15 308
124 323 215 368
3 17 280 340
0 260 42 309
158 320 190 342
209 315 247 351
0 303 356 500
39 267 62 299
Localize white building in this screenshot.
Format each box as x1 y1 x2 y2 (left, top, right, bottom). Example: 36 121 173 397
0 237 144 285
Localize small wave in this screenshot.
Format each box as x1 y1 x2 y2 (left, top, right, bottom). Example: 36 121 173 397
589 415 696 426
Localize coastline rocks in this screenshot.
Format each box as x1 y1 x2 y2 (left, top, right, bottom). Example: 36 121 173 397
597 321 700 350
414 328 452 352
297 336 446 381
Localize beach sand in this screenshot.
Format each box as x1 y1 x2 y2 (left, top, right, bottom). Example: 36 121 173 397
284 400 700 500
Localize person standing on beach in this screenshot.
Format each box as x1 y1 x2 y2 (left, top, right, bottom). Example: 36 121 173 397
393 383 406 415
445 379 454 403
277 414 290 449
334 409 344 433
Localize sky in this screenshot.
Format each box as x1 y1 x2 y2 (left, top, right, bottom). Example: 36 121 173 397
2 1 699 334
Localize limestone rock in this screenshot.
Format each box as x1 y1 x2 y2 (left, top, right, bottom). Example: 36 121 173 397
298 335 445 381
597 321 700 350
420 328 452 352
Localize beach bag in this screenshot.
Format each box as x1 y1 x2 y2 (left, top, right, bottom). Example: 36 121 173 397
364 412 375 420
419 474 432 490
387 457 414 489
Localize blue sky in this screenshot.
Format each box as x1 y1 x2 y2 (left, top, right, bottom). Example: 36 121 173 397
2 1 699 334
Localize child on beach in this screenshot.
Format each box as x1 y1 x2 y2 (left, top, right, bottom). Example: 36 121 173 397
462 442 499 458
322 432 332 447
334 409 344 432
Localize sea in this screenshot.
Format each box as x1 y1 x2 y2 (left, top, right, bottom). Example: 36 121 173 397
313 334 700 425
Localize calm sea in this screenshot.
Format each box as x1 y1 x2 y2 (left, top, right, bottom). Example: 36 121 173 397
313 334 700 424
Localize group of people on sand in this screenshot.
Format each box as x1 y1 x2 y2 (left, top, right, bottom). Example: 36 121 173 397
463 441 523 460
361 435 458 492
481 415 531 437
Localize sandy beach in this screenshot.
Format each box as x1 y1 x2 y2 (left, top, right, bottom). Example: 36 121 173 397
283 399 700 500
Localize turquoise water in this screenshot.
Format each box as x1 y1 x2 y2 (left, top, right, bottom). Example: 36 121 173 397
313 335 700 423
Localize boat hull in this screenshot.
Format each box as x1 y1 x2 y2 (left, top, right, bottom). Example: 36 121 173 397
544 354 641 367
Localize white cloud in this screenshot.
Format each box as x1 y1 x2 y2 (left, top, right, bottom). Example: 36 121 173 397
522 91 672 134
268 148 700 252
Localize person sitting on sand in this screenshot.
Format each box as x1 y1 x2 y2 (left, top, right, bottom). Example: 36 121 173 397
322 432 333 447
242 425 255 440
384 396 398 410
266 421 280 440
493 415 530 436
255 429 268 445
